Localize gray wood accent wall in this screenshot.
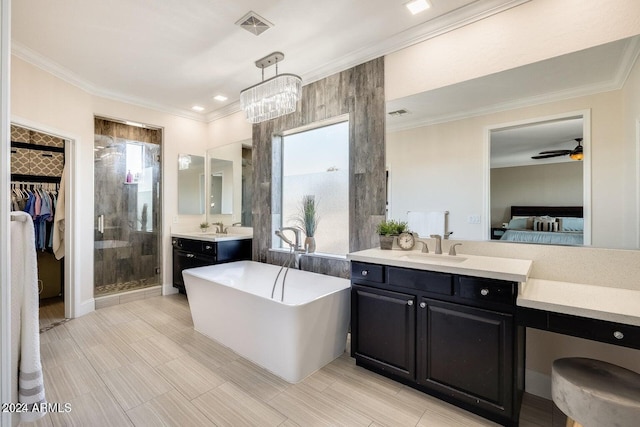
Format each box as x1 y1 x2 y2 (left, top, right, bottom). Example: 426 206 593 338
252 57 386 277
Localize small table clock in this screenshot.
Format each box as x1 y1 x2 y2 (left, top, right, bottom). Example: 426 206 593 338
397 232 416 250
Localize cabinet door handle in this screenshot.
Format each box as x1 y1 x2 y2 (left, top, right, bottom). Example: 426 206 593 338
407 300 413 306
480 288 490 296
205 245 212 250
613 331 624 340
186 253 195 258
361 270 368 276
420 302 426 308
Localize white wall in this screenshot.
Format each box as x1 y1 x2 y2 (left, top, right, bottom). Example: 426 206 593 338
491 162 583 226
11 56 209 306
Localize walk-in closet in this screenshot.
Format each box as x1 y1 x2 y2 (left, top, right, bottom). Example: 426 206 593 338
10 124 67 331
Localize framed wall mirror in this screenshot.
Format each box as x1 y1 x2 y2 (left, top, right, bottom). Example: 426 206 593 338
206 139 253 226
209 158 233 215
386 35 640 250
177 153 204 215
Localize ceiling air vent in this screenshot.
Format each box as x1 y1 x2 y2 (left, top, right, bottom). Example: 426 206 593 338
388 109 409 117
236 11 273 36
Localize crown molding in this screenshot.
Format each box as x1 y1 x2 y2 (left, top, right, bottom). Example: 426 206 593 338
205 100 242 122
11 41 209 123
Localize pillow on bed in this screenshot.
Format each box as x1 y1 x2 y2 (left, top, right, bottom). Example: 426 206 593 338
558 217 583 232
506 217 529 229
509 216 534 229
533 216 558 232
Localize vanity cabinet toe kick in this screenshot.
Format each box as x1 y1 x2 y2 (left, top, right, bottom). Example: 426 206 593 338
350 261 524 427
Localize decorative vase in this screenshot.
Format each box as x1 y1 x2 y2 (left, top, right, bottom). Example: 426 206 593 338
305 236 316 253
379 235 395 250
200 227 208 233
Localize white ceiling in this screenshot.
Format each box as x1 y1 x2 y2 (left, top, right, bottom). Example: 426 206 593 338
490 117 584 168
10 0 526 121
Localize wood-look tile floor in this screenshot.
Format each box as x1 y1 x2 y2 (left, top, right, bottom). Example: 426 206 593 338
38 296 69 333
30 294 557 427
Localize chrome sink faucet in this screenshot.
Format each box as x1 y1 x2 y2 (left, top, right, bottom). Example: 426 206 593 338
430 234 442 254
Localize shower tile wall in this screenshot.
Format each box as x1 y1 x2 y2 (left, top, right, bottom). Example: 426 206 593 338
94 118 162 296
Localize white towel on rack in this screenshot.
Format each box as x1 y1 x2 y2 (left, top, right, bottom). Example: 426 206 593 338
10 211 46 422
407 211 447 237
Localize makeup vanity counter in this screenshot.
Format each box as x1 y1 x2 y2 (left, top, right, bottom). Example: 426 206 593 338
517 279 640 350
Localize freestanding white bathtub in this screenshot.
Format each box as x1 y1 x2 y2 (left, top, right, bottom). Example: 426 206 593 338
182 260 351 383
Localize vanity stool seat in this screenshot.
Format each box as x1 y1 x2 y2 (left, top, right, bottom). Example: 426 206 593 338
551 357 640 427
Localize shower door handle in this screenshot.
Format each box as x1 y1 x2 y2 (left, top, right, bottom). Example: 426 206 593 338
97 214 104 234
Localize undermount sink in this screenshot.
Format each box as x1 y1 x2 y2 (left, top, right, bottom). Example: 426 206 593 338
400 253 467 264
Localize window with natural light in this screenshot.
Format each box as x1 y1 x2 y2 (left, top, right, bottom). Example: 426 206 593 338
281 121 349 255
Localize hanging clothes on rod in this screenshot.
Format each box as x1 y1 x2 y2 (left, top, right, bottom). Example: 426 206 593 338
10 181 60 251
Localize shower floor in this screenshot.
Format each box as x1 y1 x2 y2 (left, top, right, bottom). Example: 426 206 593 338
94 278 157 297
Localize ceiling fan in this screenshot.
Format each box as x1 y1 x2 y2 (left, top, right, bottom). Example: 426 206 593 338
532 138 583 161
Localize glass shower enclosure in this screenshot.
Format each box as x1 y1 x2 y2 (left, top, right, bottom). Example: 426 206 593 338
94 118 162 297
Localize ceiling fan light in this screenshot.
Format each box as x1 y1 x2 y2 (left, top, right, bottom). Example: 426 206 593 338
570 141 583 160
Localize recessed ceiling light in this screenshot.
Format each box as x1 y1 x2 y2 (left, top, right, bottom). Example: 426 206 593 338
191 106 205 112
405 0 431 15
213 95 228 102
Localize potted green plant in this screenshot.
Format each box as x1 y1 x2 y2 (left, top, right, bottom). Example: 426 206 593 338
294 195 319 253
199 221 210 233
376 219 408 250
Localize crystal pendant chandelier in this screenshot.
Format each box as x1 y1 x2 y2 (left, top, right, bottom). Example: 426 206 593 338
240 52 302 124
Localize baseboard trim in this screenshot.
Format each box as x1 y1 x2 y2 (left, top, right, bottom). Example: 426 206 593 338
75 298 95 318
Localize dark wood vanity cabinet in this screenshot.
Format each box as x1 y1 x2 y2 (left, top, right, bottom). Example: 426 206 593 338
419 298 516 418
351 261 524 427
351 285 416 380
172 237 252 293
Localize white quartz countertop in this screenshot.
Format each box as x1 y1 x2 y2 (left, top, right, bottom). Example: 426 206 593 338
171 231 252 242
347 248 532 282
518 279 640 327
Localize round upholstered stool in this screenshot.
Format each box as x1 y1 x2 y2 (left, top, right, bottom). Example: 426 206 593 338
551 357 640 427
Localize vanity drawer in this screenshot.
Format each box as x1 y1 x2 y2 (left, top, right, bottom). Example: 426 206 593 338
351 262 385 283
201 242 216 255
387 267 453 296
456 276 516 309
548 313 640 350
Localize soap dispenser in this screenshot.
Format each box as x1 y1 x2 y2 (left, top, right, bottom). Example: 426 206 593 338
126 170 133 183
